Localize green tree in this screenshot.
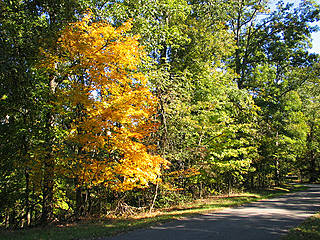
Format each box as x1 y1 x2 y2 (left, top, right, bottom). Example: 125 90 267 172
100 0 260 198
228 0 320 186
0 0 88 227
297 63 320 182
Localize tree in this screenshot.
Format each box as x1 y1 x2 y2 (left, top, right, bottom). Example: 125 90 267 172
99 0 260 197
297 63 320 182
228 0 320 186
0 0 90 227
39 11 168 214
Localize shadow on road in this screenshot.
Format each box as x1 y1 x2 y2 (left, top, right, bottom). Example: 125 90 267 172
107 185 320 240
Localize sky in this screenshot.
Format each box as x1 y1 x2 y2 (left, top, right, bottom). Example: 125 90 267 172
269 0 320 54
311 28 320 54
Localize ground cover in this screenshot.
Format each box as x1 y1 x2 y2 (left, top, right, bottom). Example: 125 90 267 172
283 212 320 240
0 185 307 240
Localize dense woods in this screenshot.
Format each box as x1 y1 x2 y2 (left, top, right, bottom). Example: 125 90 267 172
1 0 320 228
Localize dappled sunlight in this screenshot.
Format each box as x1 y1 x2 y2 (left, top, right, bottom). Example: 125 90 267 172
105 185 320 240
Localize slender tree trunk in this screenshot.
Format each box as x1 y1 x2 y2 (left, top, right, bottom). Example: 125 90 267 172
274 131 280 186
308 123 317 183
22 114 31 227
75 178 83 218
309 152 317 183
228 176 232 197
149 42 168 213
87 189 92 215
30 184 35 226
5 209 9 228
41 149 54 224
41 77 57 224
149 179 159 214
24 169 30 227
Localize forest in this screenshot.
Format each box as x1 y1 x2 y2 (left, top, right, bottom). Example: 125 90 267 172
0 0 320 229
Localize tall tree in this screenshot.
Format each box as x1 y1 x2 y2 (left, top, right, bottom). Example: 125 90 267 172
98 0 260 197
0 0 89 226
39 11 169 214
228 0 320 186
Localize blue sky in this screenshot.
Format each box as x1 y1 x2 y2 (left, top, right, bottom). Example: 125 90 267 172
311 28 320 54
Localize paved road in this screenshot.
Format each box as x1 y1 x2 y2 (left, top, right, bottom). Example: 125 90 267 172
104 184 320 240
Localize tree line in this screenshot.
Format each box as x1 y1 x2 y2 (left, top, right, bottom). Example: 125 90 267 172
0 0 320 228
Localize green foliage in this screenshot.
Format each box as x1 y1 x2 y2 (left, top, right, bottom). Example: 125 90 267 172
1 0 320 229
284 212 320 240
0 185 305 240
0 0 89 228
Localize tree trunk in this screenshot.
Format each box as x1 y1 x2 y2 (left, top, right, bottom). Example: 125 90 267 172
149 180 159 214
308 122 317 183
309 153 317 183
40 77 57 224
41 150 54 224
228 176 232 197
24 169 30 227
75 179 83 218
274 131 280 186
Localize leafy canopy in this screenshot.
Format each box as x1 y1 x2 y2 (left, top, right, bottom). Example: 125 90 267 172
40 10 168 191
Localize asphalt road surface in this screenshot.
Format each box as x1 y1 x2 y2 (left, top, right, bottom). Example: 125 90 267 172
104 184 320 240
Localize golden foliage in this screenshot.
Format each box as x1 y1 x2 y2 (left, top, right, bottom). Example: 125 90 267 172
40 10 168 191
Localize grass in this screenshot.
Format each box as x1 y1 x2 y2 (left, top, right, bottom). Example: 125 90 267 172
283 212 320 240
0 184 307 240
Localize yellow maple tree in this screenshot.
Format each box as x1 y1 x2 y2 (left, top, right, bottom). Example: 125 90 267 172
41 10 168 191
